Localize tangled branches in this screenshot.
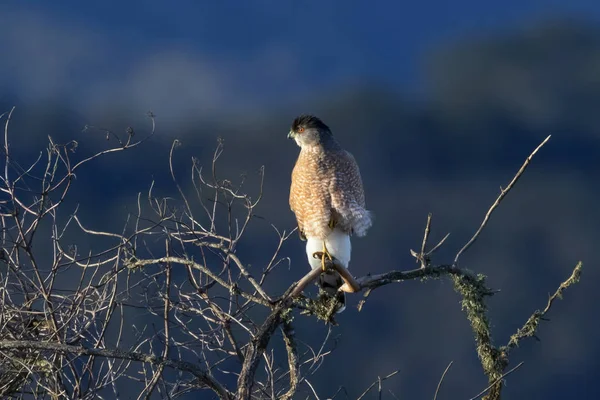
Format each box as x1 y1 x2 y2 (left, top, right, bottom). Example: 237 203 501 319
0 109 582 400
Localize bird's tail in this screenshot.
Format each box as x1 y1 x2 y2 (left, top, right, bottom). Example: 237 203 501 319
306 229 351 313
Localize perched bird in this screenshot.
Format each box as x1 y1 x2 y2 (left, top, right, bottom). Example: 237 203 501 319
288 115 372 312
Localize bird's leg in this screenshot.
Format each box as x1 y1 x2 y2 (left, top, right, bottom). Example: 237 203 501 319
321 241 333 271
319 216 337 270
313 216 337 271
298 228 306 241
328 216 337 230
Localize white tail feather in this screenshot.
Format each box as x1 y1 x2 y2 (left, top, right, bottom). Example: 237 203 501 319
305 228 351 313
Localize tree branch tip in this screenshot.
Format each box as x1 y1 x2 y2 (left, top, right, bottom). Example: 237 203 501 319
357 300 365 312
571 261 583 281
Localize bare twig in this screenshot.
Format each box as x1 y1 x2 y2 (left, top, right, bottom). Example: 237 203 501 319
468 361 525 400
454 135 551 265
0 340 234 400
305 379 321 400
356 370 399 400
420 213 432 268
0 113 581 400
427 232 451 257
433 361 453 400
126 256 271 307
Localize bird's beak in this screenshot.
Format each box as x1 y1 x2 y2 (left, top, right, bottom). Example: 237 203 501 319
287 130 295 140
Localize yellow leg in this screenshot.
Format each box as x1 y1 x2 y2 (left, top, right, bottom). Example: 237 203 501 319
328 216 337 230
315 216 336 271
321 241 332 271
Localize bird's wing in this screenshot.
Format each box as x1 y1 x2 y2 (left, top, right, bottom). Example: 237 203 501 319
289 163 298 212
329 150 372 236
289 161 304 234
329 151 365 208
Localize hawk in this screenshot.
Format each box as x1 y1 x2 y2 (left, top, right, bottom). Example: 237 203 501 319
288 115 372 312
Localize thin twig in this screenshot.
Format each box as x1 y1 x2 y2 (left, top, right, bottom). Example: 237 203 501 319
305 379 321 400
356 370 399 400
427 232 451 257
420 213 432 267
433 361 453 400
467 361 525 400
454 135 551 265
0 340 233 400
126 256 270 307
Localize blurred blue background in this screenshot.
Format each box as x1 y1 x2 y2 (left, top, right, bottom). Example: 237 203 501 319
1 1 599 398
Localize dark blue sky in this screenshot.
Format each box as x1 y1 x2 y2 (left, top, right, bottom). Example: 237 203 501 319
3 1 600 120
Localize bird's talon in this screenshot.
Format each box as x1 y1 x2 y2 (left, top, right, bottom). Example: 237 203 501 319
312 251 334 271
320 242 333 271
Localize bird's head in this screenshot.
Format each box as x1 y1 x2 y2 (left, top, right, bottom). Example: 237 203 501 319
288 115 332 148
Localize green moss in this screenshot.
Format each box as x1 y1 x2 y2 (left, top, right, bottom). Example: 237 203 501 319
451 273 506 383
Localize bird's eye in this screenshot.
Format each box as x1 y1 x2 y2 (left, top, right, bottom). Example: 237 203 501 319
297 127 305 133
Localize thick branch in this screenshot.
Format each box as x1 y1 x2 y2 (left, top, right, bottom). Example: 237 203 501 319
279 320 299 400
236 305 289 399
356 264 486 291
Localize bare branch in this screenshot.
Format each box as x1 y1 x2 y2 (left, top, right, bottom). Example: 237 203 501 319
0 340 234 399
454 135 551 265
126 256 271 307
279 320 299 400
0 112 581 400
504 262 583 352
433 361 453 400
356 370 399 400
236 304 288 400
